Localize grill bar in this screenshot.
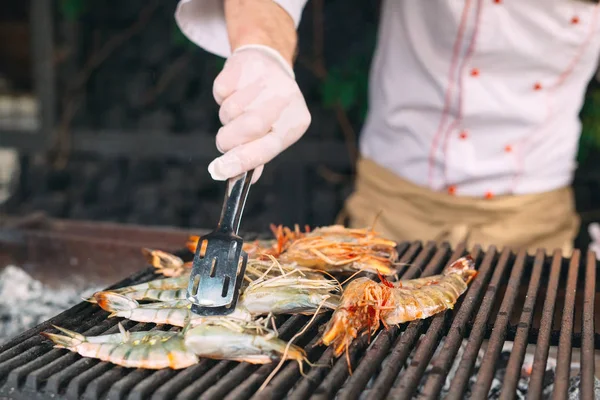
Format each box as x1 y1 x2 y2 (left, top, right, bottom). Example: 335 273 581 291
526 250 563 399
1 228 599 400
199 314 306 400
388 245 471 400
417 246 497 399
552 251 580 400
287 242 432 400
581 251 596 399
470 249 528 398
238 319 327 400
364 243 454 400
328 242 423 400
498 250 545 400
311 243 441 400
445 248 512 400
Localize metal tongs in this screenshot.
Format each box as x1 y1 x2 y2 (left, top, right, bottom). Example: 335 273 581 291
187 169 254 316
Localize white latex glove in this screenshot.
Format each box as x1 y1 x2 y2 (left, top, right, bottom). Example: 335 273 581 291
588 222 600 260
208 44 311 183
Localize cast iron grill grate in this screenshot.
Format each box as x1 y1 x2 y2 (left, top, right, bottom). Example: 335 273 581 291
0 240 597 400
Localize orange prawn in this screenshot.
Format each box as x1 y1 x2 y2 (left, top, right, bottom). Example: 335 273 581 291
321 256 478 358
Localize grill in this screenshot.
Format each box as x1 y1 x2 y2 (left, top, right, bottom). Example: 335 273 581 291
0 216 598 399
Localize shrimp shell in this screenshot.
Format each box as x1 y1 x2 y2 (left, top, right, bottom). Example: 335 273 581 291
321 256 477 357
93 291 252 327
278 225 400 275
41 325 198 369
42 321 306 369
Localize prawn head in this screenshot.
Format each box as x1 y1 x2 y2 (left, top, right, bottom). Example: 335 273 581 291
321 277 392 357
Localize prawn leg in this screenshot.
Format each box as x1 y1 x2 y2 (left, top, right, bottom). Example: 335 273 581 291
142 248 192 277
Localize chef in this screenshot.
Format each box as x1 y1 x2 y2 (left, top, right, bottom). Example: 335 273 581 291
174 0 600 255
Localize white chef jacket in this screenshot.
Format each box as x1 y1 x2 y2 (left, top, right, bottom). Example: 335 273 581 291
175 0 600 198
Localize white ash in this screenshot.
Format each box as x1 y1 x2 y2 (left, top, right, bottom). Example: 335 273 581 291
0 265 102 345
364 335 597 399
567 375 600 400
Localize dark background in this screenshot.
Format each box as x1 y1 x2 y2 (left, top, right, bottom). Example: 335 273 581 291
1 0 600 251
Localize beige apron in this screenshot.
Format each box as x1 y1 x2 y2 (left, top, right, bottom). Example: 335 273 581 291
342 158 579 256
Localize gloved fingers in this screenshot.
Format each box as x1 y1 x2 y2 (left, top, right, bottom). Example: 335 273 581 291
216 99 288 153
213 65 239 106
216 113 269 154
208 126 302 181
251 165 264 184
218 81 264 125
271 95 312 140
213 54 273 105
219 78 298 125
589 222 600 243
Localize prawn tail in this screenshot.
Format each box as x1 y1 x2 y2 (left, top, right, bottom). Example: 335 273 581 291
41 325 85 349
93 291 139 316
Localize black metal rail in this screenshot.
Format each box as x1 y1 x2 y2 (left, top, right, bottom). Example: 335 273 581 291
0 241 597 400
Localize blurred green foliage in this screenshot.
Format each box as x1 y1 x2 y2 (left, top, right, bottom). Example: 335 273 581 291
59 0 88 21
578 85 600 164
170 24 196 51
321 58 370 122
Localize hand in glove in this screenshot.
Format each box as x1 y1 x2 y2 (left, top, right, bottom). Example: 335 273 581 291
208 44 311 183
588 222 600 260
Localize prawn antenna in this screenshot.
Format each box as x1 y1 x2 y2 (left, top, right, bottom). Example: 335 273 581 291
345 342 353 375
258 297 330 392
369 210 384 233
340 266 370 286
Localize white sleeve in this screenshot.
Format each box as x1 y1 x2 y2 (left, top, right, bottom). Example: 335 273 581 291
174 0 309 59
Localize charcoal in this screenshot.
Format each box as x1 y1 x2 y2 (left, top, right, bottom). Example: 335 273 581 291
137 109 175 131
103 104 129 129
188 208 211 228
180 99 213 130
72 160 102 184
126 212 160 226
97 175 123 202
23 163 49 195
126 71 153 109
0 266 101 345
46 168 71 191
28 192 69 217
127 159 164 184
69 202 93 220
131 185 162 211
162 65 193 106
161 166 187 191
194 171 220 194
567 374 600 400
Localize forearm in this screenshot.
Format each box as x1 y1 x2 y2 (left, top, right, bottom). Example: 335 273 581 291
224 0 298 66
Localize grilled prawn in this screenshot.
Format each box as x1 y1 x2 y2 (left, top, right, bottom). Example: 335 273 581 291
92 293 253 327
87 274 190 303
91 253 335 304
42 320 306 369
321 256 478 357
278 225 401 276
92 268 341 327
186 224 310 261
